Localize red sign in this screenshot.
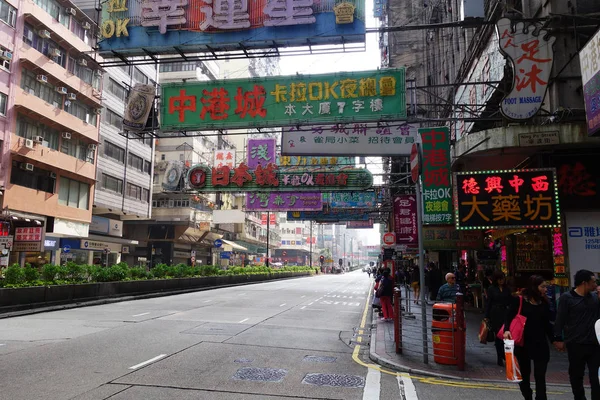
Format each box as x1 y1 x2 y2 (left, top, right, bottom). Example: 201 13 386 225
393 195 418 246
15 227 43 242
382 232 396 246
410 143 420 184
188 166 207 189
261 213 276 226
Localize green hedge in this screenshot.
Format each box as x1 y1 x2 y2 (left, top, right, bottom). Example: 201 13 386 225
0 262 316 288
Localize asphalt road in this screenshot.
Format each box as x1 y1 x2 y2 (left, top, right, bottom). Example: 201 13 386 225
0 271 587 399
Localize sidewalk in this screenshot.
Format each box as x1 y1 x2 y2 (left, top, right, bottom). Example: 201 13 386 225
369 288 572 385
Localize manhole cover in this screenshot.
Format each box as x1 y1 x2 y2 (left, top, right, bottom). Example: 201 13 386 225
302 373 365 388
232 367 287 382
234 358 253 363
303 355 337 363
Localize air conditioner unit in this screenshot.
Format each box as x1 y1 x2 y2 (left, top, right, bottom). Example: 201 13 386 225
49 172 57 179
48 48 61 57
65 7 76 16
61 132 71 140
88 144 97 151
36 74 48 84
78 58 87 67
21 163 34 171
33 135 44 143
55 87 68 95
82 22 91 30
25 139 34 149
39 30 51 39
67 93 77 100
0 51 12 61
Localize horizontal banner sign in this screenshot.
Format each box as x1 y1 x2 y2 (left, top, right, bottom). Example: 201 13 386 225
161 69 406 131
327 192 376 208
281 122 416 156
186 163 373 192
287 210 370 222
246 193 323 211
346 220 374 229
278 156 355 167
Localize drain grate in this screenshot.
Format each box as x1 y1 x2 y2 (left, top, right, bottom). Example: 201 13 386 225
302 373 365 388
303 355 337 363
234 358 253 363
232 367 287 382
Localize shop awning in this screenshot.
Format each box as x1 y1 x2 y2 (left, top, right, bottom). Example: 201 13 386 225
234 240 262 253
221 239 248 251
87 234 139 246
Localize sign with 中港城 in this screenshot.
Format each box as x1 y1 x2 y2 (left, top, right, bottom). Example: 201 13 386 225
454 168 560 230
420 127 453 224
161 69 406 131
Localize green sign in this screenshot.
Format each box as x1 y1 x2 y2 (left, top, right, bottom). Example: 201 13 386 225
367 251 380 257
161 69 406 131
186 163 373 192
419 127 453 224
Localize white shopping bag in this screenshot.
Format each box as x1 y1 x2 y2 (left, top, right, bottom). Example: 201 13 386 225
504 339 522 383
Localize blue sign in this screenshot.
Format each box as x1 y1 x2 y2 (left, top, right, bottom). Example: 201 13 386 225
63 245 71 253
214 239 223 248
220 251 231 259
327 192 376 208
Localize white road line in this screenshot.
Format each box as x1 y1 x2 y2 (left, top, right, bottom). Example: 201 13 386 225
362 366 380 400
300 306 306 309
279 303 286 307
132 312 150 317
301 295 306 298
308 302 314 305
128 354 167 370
202 300 211 303
399 374 419 400
238 318 249 323
238 293 246 296
0 344 5 346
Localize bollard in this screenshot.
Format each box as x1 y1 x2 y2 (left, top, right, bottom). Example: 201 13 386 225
394 287 402 354
455 292 466 371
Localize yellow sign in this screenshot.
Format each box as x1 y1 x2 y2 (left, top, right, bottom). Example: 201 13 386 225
334 2 356 24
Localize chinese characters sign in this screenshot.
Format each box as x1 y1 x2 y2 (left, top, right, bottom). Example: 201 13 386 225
393 195 417 247
554 155 599 209
419 127 453 224
261 213 276 226
246 193 323 211
454 169 560 230
278 156 354 167
281 122 415 156
347 220 373 229
98 0 365 56
423 227 482 250
214 149 236 168
162 69 406 131
497 18 555 120
15 227 43 242
287 209 369 222
579 29 600 136
327 192 375 208
186 163 373 192
247 138 276 169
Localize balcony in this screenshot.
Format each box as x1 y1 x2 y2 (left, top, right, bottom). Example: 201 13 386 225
14 87 99 142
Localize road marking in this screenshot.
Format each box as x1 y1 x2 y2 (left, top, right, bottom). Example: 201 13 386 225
238 318 249 323
129 354 167 370
301 295 306 298
279 303 286 307
362 367 380 399
238 293 246 296
300 306 306 309
308 302 314 305
202 300 211 303
0 344 5 346
399 375 418 399
132 312 150 317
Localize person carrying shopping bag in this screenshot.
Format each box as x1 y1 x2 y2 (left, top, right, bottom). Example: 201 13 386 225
503 275 555 400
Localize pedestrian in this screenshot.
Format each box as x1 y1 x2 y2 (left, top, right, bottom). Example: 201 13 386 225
553 269 600 400
456 260 467 293
411 267 420 304
378 268 394 321
428 262 443 301
503 275 555 400
485 270 513 366
436 273 458 303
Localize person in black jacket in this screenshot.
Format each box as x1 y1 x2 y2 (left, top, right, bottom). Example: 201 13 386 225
553 269 600 400
504 275 555 400
428 262 443 301
379 269 394 321
485 270 513 366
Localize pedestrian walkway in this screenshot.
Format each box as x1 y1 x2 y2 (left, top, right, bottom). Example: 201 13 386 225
369 288 573 385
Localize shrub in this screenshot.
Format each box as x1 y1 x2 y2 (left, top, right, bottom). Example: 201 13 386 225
64 262 86 282
41 264 60 282
129 266 150 280
151 263 169 279
4 264 25 285
23 263 40 282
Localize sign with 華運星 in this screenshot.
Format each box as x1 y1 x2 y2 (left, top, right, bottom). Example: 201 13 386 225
161 69 406 131
214 149 236 168
419 127 453 224
278 156 355 167
281 122 415 156
346 220 373 229
247 138 276 169
185 163 373 192
287 209 370 222
393 195 418 247
454 168 561 230
246 193 323 211
327 192 376 208
97 0 366 56
565 211 600 289
579 28 600 136
496 18 556 121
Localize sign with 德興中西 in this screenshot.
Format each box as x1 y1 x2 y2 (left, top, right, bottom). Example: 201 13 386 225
454 168 561 230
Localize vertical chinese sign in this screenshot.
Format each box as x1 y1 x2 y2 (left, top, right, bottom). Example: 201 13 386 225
579 28 600 136
247 138 276 169
214 149 236 168
393 195 418 247
261 213 276 226
419 127 453 224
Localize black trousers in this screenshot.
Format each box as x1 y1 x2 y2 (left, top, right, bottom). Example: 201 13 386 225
515 345 549 400
566 343 600 400
494 338 504 362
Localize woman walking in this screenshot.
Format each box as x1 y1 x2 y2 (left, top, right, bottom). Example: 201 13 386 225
379 269 394 321
503 275 555 400
485 270 512 366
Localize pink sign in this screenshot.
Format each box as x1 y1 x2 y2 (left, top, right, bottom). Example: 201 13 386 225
393 195 418 247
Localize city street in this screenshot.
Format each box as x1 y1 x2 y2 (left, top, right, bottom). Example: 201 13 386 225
0 271 580 399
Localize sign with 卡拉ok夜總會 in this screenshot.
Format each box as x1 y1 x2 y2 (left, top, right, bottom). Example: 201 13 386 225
97 0 365 57
287 209 370 222
161 69 406 131
454 168 561 230
496 18 556 121
326 192 376 208
420 127 453 225
247 138 276 169
246 193 323 211
186 163 372 192
579 28 600 136
281 122 416 156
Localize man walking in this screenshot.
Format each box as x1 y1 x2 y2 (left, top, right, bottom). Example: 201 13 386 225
554 269 600 400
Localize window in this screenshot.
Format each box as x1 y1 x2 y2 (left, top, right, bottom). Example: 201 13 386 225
101 173 123 194
144 137 153 147
104 141 125 163
66 100 96 125
20 68 62 107
128 152 143 171
10 161 55 193
0 0 16 27
22 25 66 67
159 62 197 73
68 57 94 86
33 0 69 27
61 138 94 163
16 115 59 150
142 188 150 203
0 45 11 71
106 78 127 101
126 182 147 201
58 176 89 209
133 67 148 84
118 64 130 74
0 92 6 116
161 154 165 161
143 160 151 174
104 108 123 130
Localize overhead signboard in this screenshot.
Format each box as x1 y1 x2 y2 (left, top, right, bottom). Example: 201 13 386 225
246 193 323 211
287 210 370 222
579 28 600 136
423 227 482 250
98 0 366 56
278 156 355 167
454 168 560 230
565 212 600 288
347 220 374 229
123 84 155 132
327 192 375 208
247 138 276 169
393 195 418 247
281 122 415 156
186 163 372 192
214 149 236 168
161 69 406 131
420 127 453 224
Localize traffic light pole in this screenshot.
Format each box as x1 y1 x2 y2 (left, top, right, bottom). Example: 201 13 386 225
309 221 313 268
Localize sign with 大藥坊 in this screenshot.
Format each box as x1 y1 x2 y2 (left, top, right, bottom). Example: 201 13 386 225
161 70 406 131
454 168 560 230
419 127 453 224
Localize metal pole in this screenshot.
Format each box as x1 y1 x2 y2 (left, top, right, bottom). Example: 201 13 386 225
416 175 429 364
394 287 402 354
309 220 313 268
266 211 270 268
344 234 346 269
455 292 466 371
